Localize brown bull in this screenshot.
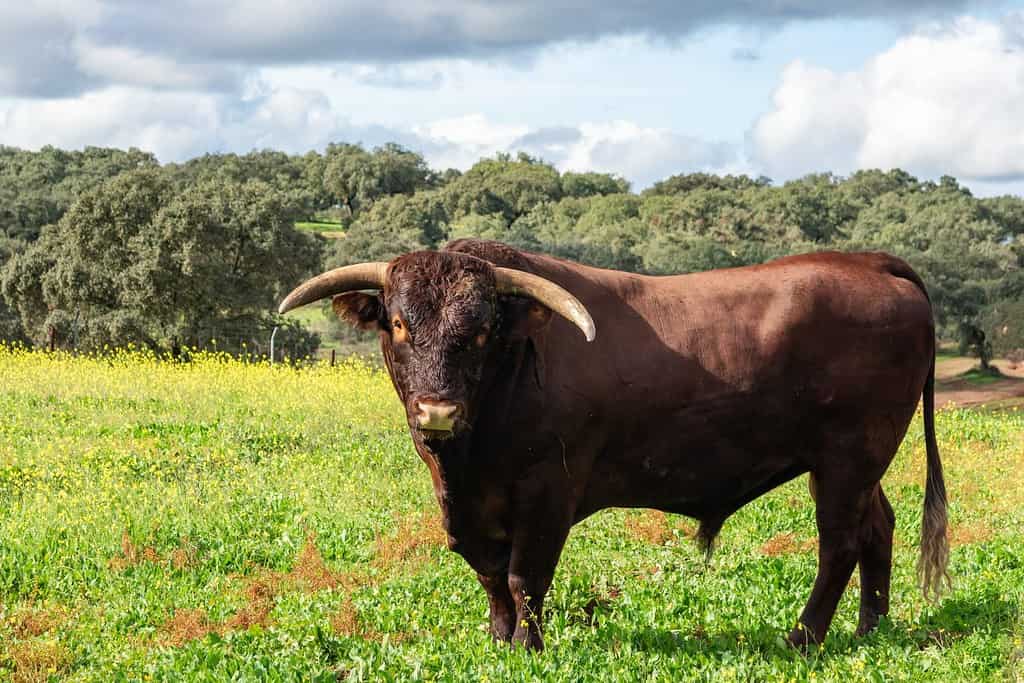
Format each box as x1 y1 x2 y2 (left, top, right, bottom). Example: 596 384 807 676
280 239 949 651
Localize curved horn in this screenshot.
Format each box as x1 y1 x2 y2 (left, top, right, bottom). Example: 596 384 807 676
278 262 388 314
493 267 596 342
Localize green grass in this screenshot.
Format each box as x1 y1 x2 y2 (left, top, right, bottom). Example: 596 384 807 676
957 367 1006 386
283 303 325 327
1 347 1023 681
295 221 345 239
284 305 379 362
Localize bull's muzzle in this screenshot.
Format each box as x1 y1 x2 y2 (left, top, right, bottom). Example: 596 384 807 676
415 401 460 433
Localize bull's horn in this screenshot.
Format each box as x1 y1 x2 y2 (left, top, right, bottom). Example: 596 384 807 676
278 262 388 314
494 267 596 342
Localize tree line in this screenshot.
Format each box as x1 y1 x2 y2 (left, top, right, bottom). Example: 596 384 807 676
1 144 1022 361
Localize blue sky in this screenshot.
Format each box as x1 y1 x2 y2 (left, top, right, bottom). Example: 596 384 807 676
2 1 1024 193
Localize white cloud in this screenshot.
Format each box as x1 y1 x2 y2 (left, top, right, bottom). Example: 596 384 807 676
0 85 740 188
0 88 221 160
72 39 239 92
412 114 531 169
0 0 103 97
406 116 741 185
0 0 971 98
560 121 739 187
0 86 363 162
752 14 1024 183
344 64 444 90
232 87 347 151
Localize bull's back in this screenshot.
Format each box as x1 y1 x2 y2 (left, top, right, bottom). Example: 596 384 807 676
670 252 933 402
535 251 931 406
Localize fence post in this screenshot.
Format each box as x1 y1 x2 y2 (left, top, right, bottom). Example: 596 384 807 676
48 326 55 352
331 349 336 366
269 326 279 364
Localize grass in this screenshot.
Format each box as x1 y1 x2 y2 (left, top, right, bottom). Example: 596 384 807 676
957 367 1005 386
295 221 345 239
284 305 380 362
1 346 1023 681
977 396 1024 413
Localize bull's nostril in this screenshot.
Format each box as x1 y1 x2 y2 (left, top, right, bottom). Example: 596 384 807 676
417 402 457 417
416 401 459 430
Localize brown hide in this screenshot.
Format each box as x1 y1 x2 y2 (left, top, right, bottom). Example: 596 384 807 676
326 239 947 650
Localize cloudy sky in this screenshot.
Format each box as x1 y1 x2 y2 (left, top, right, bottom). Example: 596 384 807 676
2 1 1024 193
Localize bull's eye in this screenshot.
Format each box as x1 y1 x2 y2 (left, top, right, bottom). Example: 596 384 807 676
474 324 490 348
391 317 409 344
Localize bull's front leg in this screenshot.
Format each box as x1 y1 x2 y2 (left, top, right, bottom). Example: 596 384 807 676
507 499 573 651
477 572 516 641
446 536 515 641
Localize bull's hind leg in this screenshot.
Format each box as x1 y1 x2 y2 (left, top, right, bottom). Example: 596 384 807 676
856 484 895 636
788 477 874 648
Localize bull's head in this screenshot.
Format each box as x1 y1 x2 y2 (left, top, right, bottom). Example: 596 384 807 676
278 250 595 440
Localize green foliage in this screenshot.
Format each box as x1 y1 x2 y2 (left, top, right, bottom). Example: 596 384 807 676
1 142 1023 359
534 195 646 271
2 169 173 348
138 177 323 352
561 171 630 198
981 298 1024 358
0 238 29 343
322 143 435 217
839 168 920 203
2 349 1023 681
644 172 770 196
1 171 322 354
443 153 563 223
329 192 447 267
449 211 527 246
0 145 158 243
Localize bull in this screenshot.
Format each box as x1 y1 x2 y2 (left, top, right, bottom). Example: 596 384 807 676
279 239 949 651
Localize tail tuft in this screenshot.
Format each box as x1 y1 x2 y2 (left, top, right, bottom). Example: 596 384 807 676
696 516 725 564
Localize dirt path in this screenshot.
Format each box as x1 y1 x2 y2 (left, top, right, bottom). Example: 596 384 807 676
934 358 1024 408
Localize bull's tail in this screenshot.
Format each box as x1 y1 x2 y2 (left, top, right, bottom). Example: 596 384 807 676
917 350 950 600
885 255 950 600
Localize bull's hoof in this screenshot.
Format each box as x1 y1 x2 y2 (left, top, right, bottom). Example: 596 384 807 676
490 623 515 643
511 626 544 652
785 623 821 653
855 612 884 637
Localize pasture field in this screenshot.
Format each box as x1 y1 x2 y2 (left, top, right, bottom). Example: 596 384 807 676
294 221 346 240
1 347 1023 681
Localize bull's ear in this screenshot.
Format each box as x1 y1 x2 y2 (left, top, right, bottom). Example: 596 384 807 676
502 297 551 387
503 298 553 341
332 292 384 331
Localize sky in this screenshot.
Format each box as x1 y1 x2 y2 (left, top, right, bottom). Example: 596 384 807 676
2 1 1024 194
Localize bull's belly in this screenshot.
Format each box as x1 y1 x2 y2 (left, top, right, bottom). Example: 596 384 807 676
580 412 808 517
574 377 919 519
